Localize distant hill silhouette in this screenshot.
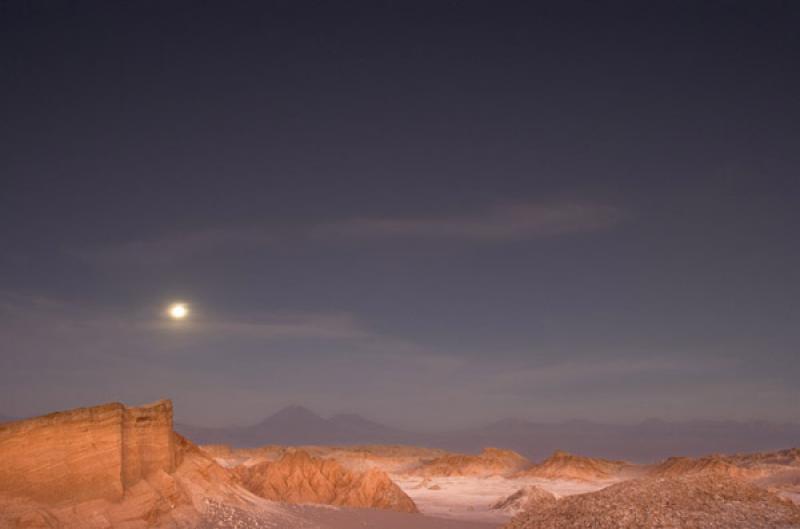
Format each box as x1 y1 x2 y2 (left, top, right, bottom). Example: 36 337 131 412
176 406 415 448
176 407 800 462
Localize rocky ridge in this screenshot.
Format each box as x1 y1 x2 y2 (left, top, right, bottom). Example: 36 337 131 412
648 454 757 479
413 447 529 477
516 450 626 481
504 475 800 529
235 448 418 513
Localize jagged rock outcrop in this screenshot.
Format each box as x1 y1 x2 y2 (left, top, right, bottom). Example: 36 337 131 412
413 447 529 477
491 485 557 513
504 475 800 529
516 450 625 481
236 448 418 513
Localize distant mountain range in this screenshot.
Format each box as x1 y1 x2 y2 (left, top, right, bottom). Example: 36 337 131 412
176 405 412 448
175 406 800 462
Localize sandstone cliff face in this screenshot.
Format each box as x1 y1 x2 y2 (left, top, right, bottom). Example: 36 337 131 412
414 447 529 477
236 449 418 513
0 400 175 504
516 450 625 482
122 401 177 487
0 402 316 529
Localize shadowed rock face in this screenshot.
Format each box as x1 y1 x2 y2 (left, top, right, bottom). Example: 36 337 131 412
236 448 419 513
0 400 175 504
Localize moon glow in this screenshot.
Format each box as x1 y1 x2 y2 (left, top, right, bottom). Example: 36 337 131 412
168 303 188 320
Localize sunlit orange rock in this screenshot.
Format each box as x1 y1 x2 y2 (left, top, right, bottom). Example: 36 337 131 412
0 400 176 504
414 447 529 477
516 450 626 481
236 448 418 513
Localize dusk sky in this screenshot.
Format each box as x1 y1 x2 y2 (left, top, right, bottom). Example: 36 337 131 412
1 1 798 429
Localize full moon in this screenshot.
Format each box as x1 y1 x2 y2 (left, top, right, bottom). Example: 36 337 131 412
168 303 188 320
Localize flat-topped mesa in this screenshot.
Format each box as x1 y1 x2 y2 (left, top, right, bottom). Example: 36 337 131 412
0 400 176 504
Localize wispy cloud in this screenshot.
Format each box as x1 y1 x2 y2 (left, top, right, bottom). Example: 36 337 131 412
77 227 275 267
165 311 370 341
0 293 364 346
312 202 623 242
484 356 735 391
0 292 460 368
77 201 624 268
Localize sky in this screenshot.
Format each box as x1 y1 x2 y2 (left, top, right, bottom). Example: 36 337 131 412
1 0 799 430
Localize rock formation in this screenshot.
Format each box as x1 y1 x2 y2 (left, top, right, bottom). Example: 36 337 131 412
205 443 447 475
413 447 529 477
648 454 755 479
517 450 625 481
504 475 800 529
491 485 557 513
236 448 418 513
0 400 176 504
738 447 800 466
0 401 305 529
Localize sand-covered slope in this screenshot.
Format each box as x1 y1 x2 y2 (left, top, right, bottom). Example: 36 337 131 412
236 448 418 512
504 475 800 529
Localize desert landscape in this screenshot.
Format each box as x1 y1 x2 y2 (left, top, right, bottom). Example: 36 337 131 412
3 1 799 528
1 400 799 528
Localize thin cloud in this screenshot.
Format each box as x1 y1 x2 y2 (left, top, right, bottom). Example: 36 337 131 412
78 201 623 269
0 294 366 346
78 227 276 267
169 311 370 341
0 292 459 366
313 202 623 242
487 358 691 388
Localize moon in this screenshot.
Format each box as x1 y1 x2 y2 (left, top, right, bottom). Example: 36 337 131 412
168 303 188 320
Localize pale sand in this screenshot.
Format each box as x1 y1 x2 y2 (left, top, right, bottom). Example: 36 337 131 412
289 504 500 529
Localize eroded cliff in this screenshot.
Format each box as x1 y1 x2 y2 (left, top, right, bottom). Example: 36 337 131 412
0 400 176 504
